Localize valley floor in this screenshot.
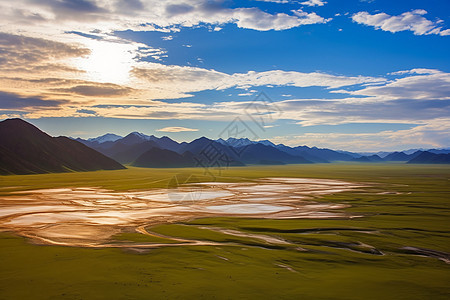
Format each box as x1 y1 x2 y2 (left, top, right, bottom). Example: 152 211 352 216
0 164 449 299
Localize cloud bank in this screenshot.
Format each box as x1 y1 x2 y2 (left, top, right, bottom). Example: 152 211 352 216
0 0 330 34
352 10 450 36
301 0 327 7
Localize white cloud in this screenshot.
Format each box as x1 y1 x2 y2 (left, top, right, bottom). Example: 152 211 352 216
352 10 450 36
301 0 327 7
234 8 329 31
2 33 448 132
0 0 330 34
344 70 450 100
271 119 450 151
131 64 386 99
0 31 388 109
156 126 198 132
389 68 442 76
273 97 450 127
0 32 89 75
0 0 334 111
5 33 448 131
227 70 384 89
440 29 450 36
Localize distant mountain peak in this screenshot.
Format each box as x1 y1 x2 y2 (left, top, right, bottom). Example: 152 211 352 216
130 131 148 137
0 118 49 139
194 136 212 142
227 137 251 142
3 118 29 124
87 133 122 143
218 137 255 147
1 118 41 129
257 139 276 147
127 132 159 141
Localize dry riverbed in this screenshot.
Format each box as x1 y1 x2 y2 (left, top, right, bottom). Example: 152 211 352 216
0 178 366 247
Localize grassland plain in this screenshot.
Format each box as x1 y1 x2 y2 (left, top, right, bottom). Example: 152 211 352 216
0 164 449 299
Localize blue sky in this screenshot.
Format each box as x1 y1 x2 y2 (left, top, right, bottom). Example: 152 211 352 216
0 0 449 151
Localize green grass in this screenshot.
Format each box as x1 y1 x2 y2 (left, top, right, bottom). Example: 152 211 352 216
0 164 449 299
0 163 448 192
111 232 180 244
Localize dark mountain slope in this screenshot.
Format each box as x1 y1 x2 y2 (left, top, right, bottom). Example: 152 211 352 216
383 151 423 161
276 145 355 162
178 137 244 166
132 148 196 168
236 144 312 164
0 118 125 175
78 133 181 162
298 146 357 161
178 137 222 154
0 144 48 174
407 152 450 164
428 149 450 155
383 151 411 161
351 154 383 162
118 132 149 145
152 136 181 152
108 141 159 164
275 144 329 163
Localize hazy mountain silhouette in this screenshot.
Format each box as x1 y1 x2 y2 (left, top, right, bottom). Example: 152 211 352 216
276 145 357 162
132 148 196 168
74 131 450 167
217 137 356 162
217 137 252 148
236 144 312 164
109 141 160 164
80 134 360 165
79 132 181 162
428 149 450 155
117 132 151 145
351 154 383 162
177 137 244 166
383 151 413 161
407 151 450 164
0 119 125 175
275 145 329 163
118 132 181 151
383 151 423 161
87 133 122 143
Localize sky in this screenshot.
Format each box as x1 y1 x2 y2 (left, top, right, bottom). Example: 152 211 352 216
0 0 449 151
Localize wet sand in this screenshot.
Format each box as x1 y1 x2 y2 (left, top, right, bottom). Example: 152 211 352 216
0 178 366 247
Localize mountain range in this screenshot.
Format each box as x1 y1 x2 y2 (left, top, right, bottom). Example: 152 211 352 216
76 131 450 167
1 118 449 175
407 151 450 164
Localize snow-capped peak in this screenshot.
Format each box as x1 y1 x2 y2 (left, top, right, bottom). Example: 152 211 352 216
87 133 122 143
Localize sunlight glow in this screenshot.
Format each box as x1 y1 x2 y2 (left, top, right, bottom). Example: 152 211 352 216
75 40 136 84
